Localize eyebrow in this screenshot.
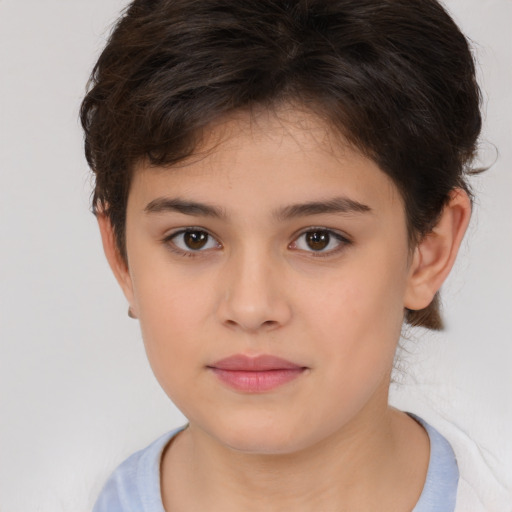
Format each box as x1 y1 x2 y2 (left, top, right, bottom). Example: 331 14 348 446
274 197 372 221
144 197 226 218
144 196 371 220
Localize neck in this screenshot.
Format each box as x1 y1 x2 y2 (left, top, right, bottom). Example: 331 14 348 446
161 404 429 512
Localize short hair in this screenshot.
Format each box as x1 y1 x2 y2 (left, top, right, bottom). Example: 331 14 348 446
81 0 482 330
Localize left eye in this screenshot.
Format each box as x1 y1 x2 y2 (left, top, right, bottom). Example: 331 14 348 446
168 229 221 252
290 229 348 254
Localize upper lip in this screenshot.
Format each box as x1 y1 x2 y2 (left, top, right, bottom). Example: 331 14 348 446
208 354 305 371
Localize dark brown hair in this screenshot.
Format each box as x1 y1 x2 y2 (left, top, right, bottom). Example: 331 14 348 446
81 0 482 330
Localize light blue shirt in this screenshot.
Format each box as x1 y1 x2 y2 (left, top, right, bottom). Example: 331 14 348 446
93 415 458 512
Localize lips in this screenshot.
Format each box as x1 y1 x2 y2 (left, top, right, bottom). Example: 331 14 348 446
210 354 304 371
207 354 307 392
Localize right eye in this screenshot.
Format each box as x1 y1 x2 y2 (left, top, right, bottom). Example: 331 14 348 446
165 229 221 255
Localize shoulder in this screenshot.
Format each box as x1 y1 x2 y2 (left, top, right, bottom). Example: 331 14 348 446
437 420 512 512
411 414 459 512
412 414 511 512
92 426 186 512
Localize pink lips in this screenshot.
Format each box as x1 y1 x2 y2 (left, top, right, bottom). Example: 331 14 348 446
208 354 307 392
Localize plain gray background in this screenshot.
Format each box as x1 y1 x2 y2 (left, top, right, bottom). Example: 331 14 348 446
1 0 511 510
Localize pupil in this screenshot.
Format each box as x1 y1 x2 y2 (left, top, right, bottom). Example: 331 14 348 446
185 231 208 250
306 231 329 251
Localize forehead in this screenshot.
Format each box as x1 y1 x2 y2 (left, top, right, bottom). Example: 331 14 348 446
128 107 403 218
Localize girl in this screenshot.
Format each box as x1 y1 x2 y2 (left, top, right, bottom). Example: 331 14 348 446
81 0 496 509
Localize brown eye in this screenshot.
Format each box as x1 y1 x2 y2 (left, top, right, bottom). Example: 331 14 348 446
168 229 220 253
290 228 350 256
305 231 330 251
184 230 209 250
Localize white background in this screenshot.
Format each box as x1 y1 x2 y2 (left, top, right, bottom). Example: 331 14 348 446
0 1 511 510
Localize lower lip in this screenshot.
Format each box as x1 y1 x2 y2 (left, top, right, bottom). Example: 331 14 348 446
209 368 306 392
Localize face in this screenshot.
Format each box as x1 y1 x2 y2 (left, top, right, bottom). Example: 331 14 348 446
119 108 415 454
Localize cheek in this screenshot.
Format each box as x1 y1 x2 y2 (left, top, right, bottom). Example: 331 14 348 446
305 256 407 380
130 260 214 393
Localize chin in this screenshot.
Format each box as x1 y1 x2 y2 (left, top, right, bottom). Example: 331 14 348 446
205 414 318 455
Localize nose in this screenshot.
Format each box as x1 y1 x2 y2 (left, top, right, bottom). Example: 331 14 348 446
216 247 292 333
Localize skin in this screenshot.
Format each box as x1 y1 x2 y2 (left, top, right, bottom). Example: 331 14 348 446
98 107 471 511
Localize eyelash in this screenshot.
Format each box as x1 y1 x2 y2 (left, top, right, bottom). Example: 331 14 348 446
290 228 352 258
162 227 352 258
162 227 221 258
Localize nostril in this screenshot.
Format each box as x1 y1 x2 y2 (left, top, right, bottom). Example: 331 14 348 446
222 318 280 331
217 286 293 332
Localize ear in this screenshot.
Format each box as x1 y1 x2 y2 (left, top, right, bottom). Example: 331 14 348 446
404 189 472 311
97 213 136 315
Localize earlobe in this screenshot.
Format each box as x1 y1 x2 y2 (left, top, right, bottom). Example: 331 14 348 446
96 213 136 312
404 189 472 311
